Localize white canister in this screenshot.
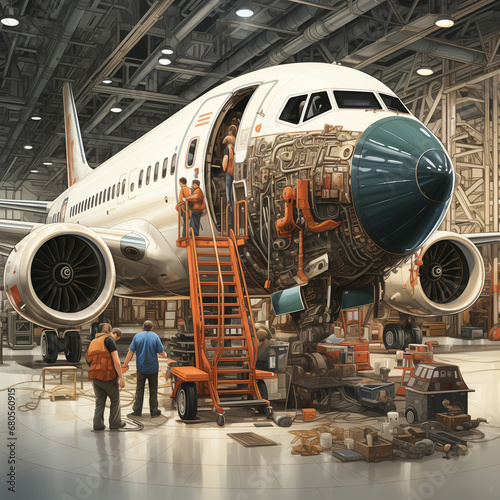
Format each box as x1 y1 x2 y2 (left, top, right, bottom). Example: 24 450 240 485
380 422 391 439
344 438 354 450
320 433 333 449
374 361 381 375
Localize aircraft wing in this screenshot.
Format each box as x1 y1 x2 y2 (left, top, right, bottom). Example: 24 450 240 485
0 220 43 255
0 199 52 214
463 232 500 246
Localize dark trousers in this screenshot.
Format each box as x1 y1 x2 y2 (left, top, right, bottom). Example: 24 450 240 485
132 371 159 415
225 173 234 231
92 378 122 429
180 206 187 238
190 210 202 236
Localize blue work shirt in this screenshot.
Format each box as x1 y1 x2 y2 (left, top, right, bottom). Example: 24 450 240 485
129 330 165 374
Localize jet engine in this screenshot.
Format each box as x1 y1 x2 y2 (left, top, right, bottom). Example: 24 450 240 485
4 223 115 329
383 231 485 317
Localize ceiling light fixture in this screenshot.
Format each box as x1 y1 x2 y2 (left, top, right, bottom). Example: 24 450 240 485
236 6 254 18
160 45 174 55
110 105 122 113
31 115 42 121
416 53 434 76
158 55 172 66
435 14 454 28
31 169 39 173
43 161 53 165
1 6 20 27
102 78 113 84
23 144 33 150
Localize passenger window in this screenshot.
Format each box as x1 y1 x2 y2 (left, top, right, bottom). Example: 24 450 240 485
171 154 177 175
162 157 168 178
333 90 382 109
279 94 308 124
187 139 197 167
130 182 135 192
99 192 103 204
107 186 111 201
116 182 120 197
138 170 144 188
146 166 151 185
154 162 159 182
122 179 126 195
304 91 332 121
380 93 409 113
112 184 116 199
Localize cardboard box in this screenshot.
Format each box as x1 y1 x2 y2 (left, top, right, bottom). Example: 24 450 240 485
436 413 471 429
354 437 393 462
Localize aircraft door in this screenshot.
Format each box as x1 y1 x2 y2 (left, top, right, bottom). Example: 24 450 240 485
128 168 138 200
234 80 277 163
118 172 127 205
177 92 231 189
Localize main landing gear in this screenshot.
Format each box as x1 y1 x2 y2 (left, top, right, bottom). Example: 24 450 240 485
383 321 423 351
41 329 82 363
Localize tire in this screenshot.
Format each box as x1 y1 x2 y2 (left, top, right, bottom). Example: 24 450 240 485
405 407 418 424
177 382 198 420
217 413 225 427
383 323 405 350
256 380 268 414
64 331 82 362
41 330 59 363
404 321 423 347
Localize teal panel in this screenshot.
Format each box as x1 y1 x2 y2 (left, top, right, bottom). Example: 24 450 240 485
351 116 454 255
271 286 305 316
342 284 375 309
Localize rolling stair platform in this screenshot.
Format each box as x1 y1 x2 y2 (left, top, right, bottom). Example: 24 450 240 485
170 201 276 426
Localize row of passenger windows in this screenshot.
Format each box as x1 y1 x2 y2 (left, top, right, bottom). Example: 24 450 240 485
68 154 178 218
279 90 409 125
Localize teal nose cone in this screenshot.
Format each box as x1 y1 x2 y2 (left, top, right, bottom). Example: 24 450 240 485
351 117 454 255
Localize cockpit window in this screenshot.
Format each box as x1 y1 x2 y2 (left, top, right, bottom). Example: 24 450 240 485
333 90 382 110
380 93 409 113
279 94 308 124
304 91 332 122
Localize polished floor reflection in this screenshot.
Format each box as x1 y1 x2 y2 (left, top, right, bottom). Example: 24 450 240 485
1 339 499 500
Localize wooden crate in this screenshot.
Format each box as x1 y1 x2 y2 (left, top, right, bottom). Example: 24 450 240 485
435 413 471 429
354 437 393 462
422 322 446 337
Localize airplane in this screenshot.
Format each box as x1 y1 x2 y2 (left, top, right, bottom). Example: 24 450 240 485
0 62 492 365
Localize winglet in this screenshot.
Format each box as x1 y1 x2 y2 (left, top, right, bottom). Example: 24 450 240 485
62 83 92 186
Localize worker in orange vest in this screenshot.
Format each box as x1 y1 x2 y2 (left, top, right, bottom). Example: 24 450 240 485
222 125 237 230
86 323 126 431
185 179 206 236
177 177 191 238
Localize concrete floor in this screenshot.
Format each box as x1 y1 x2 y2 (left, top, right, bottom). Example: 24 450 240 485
1 338 500 500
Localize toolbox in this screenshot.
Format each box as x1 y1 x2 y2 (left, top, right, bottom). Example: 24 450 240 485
422 322 446 337
460 327 486 339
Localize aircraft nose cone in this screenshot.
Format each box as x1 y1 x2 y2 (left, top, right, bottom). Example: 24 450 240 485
351 116 454 255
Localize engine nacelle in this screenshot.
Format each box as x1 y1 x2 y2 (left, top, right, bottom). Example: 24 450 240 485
4 223 116 328
383 231 484 316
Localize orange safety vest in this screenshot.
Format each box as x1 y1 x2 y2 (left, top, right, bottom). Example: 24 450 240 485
180 186 190 202
86 333 117 381
189 187 206 212
223 145 234 177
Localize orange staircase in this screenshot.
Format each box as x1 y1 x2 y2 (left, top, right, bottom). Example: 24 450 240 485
171 201 276 426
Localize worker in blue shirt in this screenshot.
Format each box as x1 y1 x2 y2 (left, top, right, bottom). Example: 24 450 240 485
122 320 169 417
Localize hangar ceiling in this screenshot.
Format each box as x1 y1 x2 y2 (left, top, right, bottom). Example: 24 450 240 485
0 0 499 204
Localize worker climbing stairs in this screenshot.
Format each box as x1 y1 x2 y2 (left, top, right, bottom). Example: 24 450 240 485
171 201 276 426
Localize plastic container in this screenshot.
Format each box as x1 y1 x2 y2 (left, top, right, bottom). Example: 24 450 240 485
320 433 333 449
344 438 354 450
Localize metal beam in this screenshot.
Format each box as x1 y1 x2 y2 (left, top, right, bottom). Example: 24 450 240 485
92 85 191 105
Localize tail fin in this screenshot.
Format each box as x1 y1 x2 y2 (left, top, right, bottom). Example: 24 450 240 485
62 83 92 186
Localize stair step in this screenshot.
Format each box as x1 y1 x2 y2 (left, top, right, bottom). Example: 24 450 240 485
216 389 256 396
201 293 239 298
216 380 252 385
196 251 230 257
204 314 242 319
218 399 268 408
200 281 236 286
217 368 252 373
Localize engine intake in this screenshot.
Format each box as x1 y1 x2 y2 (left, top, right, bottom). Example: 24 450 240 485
4 224 115 328
383 231 484 316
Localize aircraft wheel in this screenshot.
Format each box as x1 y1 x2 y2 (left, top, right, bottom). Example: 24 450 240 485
41 330 59 363
404 321 423 348
266 405 274 419
405 407 418 424
383 323 404 350
64 331 82 362
177 382 198 420
217 413 225 427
